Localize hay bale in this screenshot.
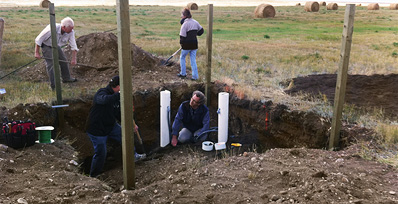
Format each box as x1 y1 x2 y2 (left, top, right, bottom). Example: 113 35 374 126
356 4 362 7
304 2 320 12
39 0 50 8
320 2 326 6
390 3 398 10
296 3 301 6
367 3 379 10
254 4 276 18
327 3 338 10
187 2 198 10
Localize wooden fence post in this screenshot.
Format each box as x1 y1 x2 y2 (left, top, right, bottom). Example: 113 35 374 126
329 4 356 150
116 0 135 190
205 4 213 106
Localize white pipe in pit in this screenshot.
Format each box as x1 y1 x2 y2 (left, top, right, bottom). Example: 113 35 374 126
218 92 229 143
160 90 171 147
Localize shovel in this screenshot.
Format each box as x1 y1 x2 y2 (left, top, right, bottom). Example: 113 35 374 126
133 120 146 154
41 57 111 71
161 48 181 66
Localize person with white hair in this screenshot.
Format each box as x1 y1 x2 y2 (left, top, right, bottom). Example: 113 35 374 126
34 17 78 90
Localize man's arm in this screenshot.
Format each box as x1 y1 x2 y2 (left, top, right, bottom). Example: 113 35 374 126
68 30 78 65
171 104 184 146
171 104 184 136
70 50 77 65
94 89 120 105
195 111 210 138
34 44 41 59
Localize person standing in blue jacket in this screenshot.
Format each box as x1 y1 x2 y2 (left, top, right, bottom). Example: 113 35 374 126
86 76 145 177
178 8 204 81
171 90 210 147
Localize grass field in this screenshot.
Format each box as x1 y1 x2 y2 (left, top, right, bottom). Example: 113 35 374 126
0 4 397 162
0 5 397 104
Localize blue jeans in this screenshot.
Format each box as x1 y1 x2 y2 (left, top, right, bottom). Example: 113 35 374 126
178 128 207 143
180 49 198 79
88 123 136 177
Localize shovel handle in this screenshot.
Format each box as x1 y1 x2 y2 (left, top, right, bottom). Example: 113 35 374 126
133 120 143 144
171 48 182 57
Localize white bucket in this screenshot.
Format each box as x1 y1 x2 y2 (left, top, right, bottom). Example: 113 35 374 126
202 141 214 151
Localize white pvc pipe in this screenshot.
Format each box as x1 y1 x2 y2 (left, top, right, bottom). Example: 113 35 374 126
218 92 229 143
160 90 171 147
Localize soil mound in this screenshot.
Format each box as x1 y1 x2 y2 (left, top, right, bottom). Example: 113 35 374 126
21 32 180 90
285 74 398 119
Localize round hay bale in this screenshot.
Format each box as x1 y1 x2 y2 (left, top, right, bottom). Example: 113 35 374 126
367 3 379 10
39 0 50 8
327 3 338 10
254 4 276 18
296 3 301 6
356 4 362 7
320 2 326 6
304 2 320 12
390 3 398 10
187 2 198 10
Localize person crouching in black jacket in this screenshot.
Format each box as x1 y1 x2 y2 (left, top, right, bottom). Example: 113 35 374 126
86 76 145 177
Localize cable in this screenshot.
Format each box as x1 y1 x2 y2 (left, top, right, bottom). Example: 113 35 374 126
0 59 39 80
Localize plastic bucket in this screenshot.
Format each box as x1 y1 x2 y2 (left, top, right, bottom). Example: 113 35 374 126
202 141 214 151
35 126 54 143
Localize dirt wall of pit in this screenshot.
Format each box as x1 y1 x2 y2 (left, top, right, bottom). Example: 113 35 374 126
0 82 336 160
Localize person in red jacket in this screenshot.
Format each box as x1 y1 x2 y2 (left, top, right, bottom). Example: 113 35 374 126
177 8 204 81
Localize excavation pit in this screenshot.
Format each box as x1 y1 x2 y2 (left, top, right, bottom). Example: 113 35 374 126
2 31 396 202
1 83 342 174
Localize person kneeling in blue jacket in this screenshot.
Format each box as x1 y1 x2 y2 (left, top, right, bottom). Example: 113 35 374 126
171 90 210 146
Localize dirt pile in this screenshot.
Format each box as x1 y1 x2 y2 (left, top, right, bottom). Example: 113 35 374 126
1 141 397 203
21 32 180 90
285 74 398 119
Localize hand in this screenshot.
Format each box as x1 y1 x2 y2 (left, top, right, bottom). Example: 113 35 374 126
34 52 41 59
171 135 178 147
70 59 77 66
134 124 139 133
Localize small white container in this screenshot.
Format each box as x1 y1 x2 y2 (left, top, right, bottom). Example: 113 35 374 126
215 142 226 150
202 141 214 151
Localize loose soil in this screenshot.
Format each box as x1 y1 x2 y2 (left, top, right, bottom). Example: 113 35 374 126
0 32 397 203
285 74 398 119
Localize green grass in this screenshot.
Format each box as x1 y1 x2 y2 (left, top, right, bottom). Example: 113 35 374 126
0 5 397 114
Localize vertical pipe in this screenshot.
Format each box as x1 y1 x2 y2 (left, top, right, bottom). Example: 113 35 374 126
0 18 4 67
160 90 171 147
218 92 229 143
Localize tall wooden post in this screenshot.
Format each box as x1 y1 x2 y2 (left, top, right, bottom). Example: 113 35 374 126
205 4 213 107
0 18 4 67
49 3 64 128
329 4 355 150
116 0 135 189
